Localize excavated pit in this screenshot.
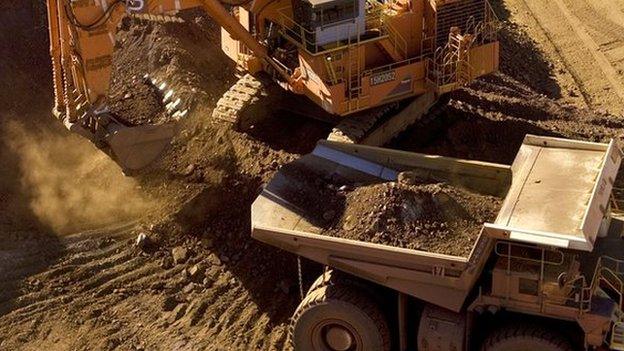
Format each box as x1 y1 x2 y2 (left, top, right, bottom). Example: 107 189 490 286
3 0 624 349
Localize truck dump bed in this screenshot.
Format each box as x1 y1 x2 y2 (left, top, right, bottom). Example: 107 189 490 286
251 135 620 311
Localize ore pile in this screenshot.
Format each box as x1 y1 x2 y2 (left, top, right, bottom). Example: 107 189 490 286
322 175 501 257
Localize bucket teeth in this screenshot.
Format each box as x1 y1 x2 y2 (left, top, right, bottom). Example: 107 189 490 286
172 109 188 120
163 90 174 103
129 13 185 23
145 75 191 120
166 98 181 112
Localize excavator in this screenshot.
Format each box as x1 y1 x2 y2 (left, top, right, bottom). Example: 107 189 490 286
47 0 499 170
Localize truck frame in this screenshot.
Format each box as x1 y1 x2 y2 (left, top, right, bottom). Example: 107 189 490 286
251 135 624 350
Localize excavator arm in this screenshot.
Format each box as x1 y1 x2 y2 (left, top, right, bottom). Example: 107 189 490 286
47 0 291 170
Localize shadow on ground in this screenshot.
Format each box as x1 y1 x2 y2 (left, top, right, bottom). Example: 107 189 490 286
489 0 563 98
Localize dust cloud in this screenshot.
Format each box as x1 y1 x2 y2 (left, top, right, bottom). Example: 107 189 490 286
4 120 155 234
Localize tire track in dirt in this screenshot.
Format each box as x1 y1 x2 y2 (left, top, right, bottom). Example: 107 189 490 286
553 0 624 101
514 0 624 113
0 201 296 350
0 3 299 350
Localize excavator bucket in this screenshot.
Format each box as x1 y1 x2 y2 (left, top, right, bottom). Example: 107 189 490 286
105 122 177 171
64 112 178 172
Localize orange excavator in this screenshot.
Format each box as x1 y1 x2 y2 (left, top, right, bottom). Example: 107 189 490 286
47 0 499 170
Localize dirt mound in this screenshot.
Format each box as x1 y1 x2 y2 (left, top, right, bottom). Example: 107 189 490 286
276 163 501 257
108 76 166 126
323 181 500 257
108 9 236 126
394 73 624 165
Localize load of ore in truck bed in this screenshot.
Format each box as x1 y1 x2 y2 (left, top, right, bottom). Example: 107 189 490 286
325 179 502 257
282 164 502 257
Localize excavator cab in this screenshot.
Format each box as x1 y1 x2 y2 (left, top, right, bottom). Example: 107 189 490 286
290 0 365 52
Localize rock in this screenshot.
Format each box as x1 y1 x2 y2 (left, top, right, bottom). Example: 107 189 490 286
182 164 196 176
182 283 195 294
168 303 187 323
207 253 221 265
342 216 356 231
113 288 128 296
397 171 419 186
187 264 205 279
135 232 149 249
220 254 230 263
162 296 178 311
172 247 189 264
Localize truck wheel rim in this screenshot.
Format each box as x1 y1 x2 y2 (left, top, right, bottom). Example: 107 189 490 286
312 319 360 351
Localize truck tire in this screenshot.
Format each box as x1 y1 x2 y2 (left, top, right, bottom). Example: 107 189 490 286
306 270 353 296
306 270 332 296
481 325 573 351
290 284 391 351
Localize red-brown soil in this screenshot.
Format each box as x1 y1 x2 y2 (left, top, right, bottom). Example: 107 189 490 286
324 181 501 257
0 4 329 350
2 1 624 350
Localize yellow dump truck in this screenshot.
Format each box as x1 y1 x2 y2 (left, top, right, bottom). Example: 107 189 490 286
251 135 624 350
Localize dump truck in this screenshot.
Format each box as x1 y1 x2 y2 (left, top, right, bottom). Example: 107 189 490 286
47 0 499 170
251 135 624 350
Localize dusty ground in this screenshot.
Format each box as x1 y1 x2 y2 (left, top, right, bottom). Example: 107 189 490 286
2 0 624 350
0 4 329 351
499 0 624 115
